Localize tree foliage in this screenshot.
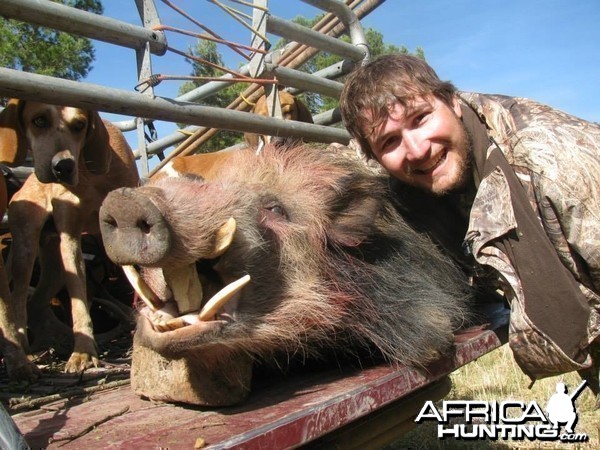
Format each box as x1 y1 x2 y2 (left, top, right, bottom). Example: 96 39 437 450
0 0 103 81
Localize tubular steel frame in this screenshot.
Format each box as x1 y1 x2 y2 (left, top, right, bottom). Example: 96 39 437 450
0 0 382 175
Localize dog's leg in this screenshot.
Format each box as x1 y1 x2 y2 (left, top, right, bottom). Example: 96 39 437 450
7 196 46 355
61 233 99 372
0 256 41 381
27 233 73 354
53 203 99 373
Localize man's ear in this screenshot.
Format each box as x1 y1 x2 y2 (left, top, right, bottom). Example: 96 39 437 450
452 96 462 118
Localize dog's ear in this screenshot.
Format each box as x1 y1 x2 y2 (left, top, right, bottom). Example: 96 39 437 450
83 111 112 174
294 96 314 124
251 94 268 116
0 99 28 167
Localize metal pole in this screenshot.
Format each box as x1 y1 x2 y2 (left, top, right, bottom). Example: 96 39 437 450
301 0 370 62
0 68 350 144
266 16 366 62
264 64 344 99
0 0 167 55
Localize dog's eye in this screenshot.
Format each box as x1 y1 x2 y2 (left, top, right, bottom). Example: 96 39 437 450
32 116 50 128
72 120 87 132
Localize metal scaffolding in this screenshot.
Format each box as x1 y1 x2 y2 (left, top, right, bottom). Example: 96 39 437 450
0 0 384 176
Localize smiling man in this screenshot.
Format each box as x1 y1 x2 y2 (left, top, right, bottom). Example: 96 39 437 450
340 54 600 404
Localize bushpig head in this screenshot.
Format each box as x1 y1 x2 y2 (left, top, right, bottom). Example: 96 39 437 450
99 144 471 406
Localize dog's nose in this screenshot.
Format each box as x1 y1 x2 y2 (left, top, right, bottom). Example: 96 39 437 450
53 158 76 183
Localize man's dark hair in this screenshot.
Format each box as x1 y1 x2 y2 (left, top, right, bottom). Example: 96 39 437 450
340 54 457 159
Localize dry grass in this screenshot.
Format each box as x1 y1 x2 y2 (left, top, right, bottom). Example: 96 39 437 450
389 345 600 449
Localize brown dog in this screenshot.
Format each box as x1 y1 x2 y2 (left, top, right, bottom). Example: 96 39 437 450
244 90 313 149
0 99 139 379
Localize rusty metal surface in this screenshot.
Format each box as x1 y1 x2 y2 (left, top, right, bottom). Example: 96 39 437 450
11 326 504 449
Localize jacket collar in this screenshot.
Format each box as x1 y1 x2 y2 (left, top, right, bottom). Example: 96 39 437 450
460 101 490 188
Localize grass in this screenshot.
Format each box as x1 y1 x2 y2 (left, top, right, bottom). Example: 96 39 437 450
388 344 600 449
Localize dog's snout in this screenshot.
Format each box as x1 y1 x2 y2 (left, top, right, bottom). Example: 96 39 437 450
52 157 76 184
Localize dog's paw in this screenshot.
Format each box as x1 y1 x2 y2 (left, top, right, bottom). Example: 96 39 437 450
64 352 100 373
7 358 42 383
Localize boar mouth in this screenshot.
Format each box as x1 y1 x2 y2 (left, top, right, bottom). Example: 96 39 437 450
120 216 251 333
123 264 251 333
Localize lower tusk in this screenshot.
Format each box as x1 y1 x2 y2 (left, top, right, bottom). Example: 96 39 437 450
162 314 200 331
198 274 251 321
122 265 162 311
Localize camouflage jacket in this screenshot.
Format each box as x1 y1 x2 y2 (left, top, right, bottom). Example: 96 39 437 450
460 92 600 380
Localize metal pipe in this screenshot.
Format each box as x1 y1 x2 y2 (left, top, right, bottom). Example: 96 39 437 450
177 64 251 103
266 15 366 62
0 0 167 55
313 108 342 126
286 59 355 98
114 64 252 131
301 0 371 62
123 58 353 150
0 68 350 144
135 126 202 159
265 64 344 99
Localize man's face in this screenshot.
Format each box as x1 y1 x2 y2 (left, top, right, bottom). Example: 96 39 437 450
366 95 471 195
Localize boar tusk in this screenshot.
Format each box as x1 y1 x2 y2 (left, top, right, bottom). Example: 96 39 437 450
198 274 251 321
162 264 203 315
122 265 162 311
208 217 236 259
162 314 200 331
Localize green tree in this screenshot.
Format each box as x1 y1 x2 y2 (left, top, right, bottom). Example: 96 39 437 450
178 39 245 152
0 0 103 81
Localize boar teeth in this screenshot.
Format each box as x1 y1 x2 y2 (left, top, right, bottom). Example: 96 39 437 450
122 265 162 311
162 314 200 331
163 264 203 315
198 274 251 321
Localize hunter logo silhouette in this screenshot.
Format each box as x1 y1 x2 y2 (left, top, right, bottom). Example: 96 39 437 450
545 380 587 434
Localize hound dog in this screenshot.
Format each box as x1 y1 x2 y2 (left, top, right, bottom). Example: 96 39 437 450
244 89 314 149
0 99 139 379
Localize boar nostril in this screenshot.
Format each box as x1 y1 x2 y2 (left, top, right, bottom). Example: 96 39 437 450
137 219 152 234
104 215 117 229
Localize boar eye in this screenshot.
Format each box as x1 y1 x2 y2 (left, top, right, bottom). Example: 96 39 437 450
264 202 288 220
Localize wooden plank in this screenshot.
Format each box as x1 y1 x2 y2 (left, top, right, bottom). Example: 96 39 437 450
11 326 504 449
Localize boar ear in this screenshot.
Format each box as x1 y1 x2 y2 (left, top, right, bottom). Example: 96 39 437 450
328 179 383 247
208 217 236 258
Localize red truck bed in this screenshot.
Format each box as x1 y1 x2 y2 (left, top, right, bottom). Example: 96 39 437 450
10 324 504 449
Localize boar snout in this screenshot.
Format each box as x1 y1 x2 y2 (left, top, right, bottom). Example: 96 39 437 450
100 187 171 266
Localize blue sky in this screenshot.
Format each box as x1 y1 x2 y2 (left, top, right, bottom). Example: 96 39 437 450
86 1 600 153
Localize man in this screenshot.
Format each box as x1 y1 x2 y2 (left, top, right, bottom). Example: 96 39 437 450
339 54 600 402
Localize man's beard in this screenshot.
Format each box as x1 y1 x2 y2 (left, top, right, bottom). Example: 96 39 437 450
432 121 473 196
